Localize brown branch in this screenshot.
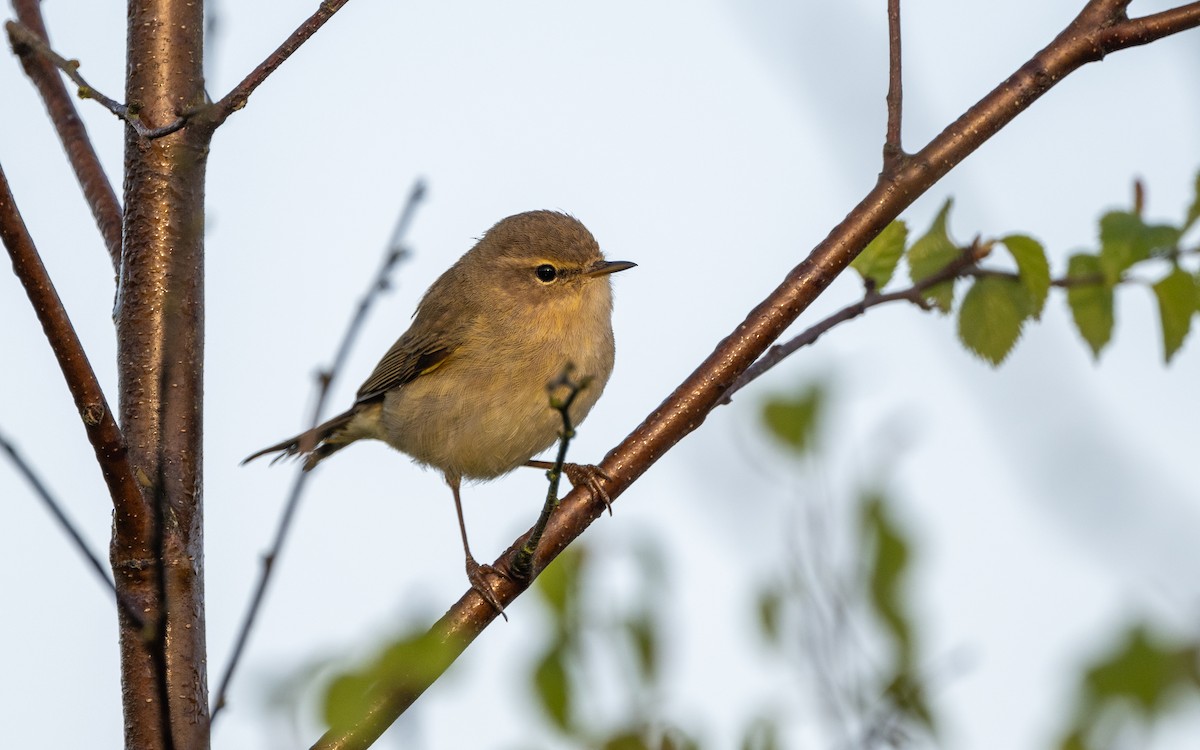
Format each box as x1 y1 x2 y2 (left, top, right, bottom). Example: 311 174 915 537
210 180 425 724
8 1 123 270
883 0 905 173
309 2 1200 747
5 20 188 139
0 161 148 565
204 0 353 129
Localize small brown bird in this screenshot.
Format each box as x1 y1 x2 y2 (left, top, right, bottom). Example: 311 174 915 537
245 211 634 611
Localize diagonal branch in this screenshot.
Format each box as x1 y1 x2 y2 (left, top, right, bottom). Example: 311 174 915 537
0 428 146 629
204 0 354 130
8 1 123 270
308 2 1200 748
5 20 189 139
0 161 148 549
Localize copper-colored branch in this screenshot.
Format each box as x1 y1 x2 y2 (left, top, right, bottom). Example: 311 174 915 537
8 1 122 270
0 162 148 550
206 0 353 129
211 179 425 725
309 3 1200 748
0 427 146 629
883 0 905 173
5 20 186 139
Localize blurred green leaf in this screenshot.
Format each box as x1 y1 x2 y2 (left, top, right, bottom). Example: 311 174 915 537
1152 267 1196 363
861 494 913 669
852 220 908 288
884 671 936 732
602 732 651 750
762 384 825 455
1083 626 1200 717
626 614 659 684
1058 729 1087 750
659 728 701 750
536 544 584 623
907 199 959 313
1098 211 1181 284
740 716 781 750
956 276 1031 366
323 670 376 730
1184 170 1200 231
534 641 573 732
1065 254 1114 359
756 585 783 646
999 234 1051 319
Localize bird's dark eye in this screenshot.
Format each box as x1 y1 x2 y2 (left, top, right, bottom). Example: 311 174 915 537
535 264 558 282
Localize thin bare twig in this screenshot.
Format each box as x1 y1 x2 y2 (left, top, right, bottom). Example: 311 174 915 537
0 162 148 548
512 369 592 581
309 4 1200 748
5 21 188 139
210 179 427 722
8 0 123 270
0 428 146 630
883 0 906 173
206 0 354 129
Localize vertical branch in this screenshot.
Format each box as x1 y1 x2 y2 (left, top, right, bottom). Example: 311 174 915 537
882 0 906 173
9 0 123 271
114 0 211 748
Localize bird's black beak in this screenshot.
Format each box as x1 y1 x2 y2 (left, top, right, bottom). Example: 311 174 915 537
585 259 637 277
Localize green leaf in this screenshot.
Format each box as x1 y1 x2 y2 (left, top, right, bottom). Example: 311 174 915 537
956 277 1031 366
1152 267 1196 363
626 614 658 683
1098 211 1181 284
536 545 584 624
762 384 825 455
1000 234 1051 319
756 585 783 646
1083 626 1200 717
861 493 913 670
322 671 374 730
1065 254 1114 359
534 641 572 731
740 717 781 750
907 199 960 313
852 220 908 288
602 733 651 750
1184 170 1200 231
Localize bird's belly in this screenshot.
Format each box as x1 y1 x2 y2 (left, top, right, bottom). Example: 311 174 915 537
380 344 608 480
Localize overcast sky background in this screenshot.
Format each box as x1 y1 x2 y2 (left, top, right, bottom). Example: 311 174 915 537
2 1 1199 748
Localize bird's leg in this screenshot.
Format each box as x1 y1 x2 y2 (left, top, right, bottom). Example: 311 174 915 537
447 474 509 618
525 460 613 515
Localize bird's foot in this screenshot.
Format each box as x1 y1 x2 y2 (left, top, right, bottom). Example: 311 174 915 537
465 555 510 620
562 462 613 515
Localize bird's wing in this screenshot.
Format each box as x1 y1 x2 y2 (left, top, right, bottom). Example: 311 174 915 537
355 327 458 403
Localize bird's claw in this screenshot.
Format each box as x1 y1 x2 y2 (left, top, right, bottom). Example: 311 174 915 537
465 556 510 620
562 462 613 515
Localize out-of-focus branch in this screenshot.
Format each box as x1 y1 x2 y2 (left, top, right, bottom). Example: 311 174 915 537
5 21 189 139
0 428 145 629
309 3 1200 748
0 162 148 553
210 179 426 723
203 0 353 130
8 0 122 270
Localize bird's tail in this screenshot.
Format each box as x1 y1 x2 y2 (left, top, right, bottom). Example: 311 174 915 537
242 408 360 471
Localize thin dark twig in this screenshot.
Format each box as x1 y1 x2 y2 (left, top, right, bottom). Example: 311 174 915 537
512 369 592 581
9 0 123 269
210 179 427 722
0 428 145 629
206 0 354 129
5 21 188 139
883 0 906 172
723 244 983 404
